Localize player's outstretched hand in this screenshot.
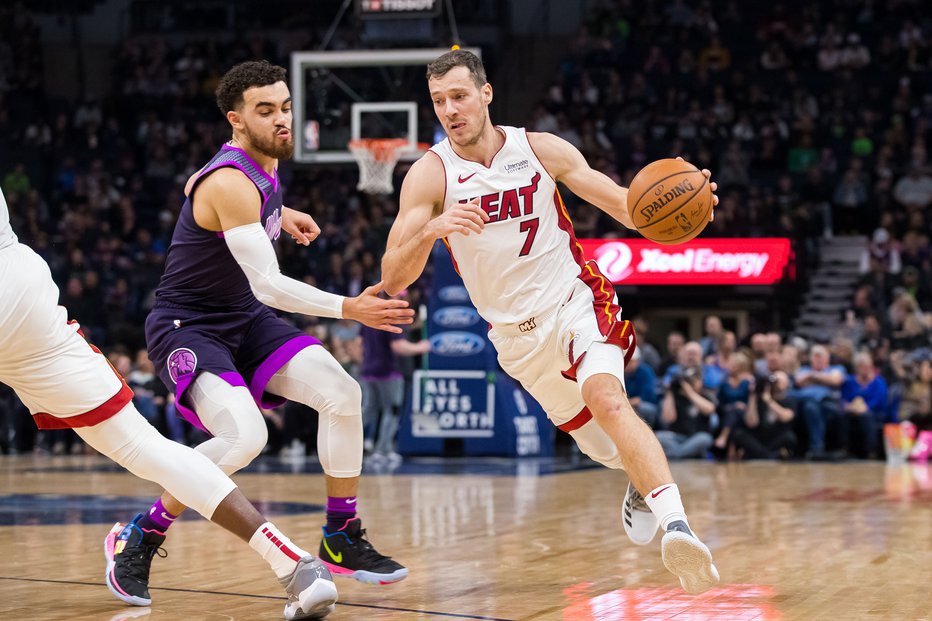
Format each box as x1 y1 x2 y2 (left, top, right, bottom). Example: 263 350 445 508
675 156 718 221
425 198 489 239
282 206 321 245
343 281 415 333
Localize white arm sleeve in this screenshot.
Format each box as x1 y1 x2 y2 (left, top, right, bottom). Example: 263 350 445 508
224 223 344 319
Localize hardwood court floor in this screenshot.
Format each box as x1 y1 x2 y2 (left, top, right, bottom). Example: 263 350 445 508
1 455 930 621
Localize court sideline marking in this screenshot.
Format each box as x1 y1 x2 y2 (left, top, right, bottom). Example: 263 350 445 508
0 576 515 620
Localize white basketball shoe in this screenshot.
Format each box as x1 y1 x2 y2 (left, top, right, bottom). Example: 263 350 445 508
661 520 720 595
280 556 338 620
622 482 660 545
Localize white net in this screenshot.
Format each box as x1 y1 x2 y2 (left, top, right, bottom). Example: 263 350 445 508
349 139 409 194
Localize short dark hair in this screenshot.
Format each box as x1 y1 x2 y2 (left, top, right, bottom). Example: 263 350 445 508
215 60 287 115
426 50 487 89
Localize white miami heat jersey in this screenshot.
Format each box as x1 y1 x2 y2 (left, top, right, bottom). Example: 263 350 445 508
0 188 17 251
430 125 608 325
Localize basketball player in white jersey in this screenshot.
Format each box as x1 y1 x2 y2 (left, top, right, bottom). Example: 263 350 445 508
382 50 720 594
0 187 339 618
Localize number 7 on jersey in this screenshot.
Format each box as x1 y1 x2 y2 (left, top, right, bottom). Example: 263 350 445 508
519 217 539 257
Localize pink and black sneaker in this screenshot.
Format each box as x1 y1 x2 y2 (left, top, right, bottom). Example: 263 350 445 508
104 514 167 606
318 518 407 585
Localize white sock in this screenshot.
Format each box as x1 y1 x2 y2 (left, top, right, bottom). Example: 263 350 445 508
643 484 689 531
249 522 310 578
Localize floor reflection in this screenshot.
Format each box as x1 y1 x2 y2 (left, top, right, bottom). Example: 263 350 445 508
563 583 780 621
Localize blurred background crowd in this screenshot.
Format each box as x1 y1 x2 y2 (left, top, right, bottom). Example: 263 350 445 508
0 0 929 462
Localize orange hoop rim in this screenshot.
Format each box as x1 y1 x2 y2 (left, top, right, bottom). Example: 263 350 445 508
349 139 429 162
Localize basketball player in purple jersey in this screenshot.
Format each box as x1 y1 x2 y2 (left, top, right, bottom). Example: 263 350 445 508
383 51 719 594
2 188 338 619
106 61 412 607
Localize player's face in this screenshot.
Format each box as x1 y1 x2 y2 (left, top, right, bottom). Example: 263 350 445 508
237 81 294 160
429 66 492 147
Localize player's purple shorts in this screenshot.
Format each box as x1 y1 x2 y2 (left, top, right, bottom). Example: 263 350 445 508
146 301 321 433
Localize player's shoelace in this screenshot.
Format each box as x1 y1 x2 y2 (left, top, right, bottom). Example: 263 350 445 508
119 541 167 583
346 528 396 568
628 487 650 512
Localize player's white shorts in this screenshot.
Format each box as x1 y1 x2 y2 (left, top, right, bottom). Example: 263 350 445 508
0 243 132 429
488 278 636 434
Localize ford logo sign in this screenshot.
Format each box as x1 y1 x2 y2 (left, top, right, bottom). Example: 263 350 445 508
433 306 481 328
438 286 471 303
430 331 486 356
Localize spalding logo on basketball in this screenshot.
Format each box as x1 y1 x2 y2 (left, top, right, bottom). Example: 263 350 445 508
167 348 198 384
627 158 712 245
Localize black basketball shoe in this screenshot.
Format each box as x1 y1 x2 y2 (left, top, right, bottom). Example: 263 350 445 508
318 517 408 584
104 514 167 605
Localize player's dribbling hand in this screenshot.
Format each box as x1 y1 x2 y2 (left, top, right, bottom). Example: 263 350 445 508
426 198 489 239
675 156 717 222
343 281 415 333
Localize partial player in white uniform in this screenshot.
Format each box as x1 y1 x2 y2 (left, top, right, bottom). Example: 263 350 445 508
0 186 16 251
0 187 339 619
382 50 720 595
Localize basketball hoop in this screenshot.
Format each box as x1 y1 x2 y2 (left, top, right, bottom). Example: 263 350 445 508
349 138 418 194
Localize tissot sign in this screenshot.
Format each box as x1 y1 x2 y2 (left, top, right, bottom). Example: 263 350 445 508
579 238 792 285
356 0 441 18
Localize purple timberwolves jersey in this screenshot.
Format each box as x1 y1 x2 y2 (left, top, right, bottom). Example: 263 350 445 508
155 144 284 311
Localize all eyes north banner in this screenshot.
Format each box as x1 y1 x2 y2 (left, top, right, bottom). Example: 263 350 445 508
578 238 792 285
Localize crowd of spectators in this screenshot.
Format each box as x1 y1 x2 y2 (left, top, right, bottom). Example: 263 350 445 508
535 0 932 249
1 0 930 460
625 312 930 462
0 5 412 454
541 0 932 461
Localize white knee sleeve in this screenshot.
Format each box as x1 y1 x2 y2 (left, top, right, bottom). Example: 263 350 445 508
75 403 236 518
576 341 627 393
570 420 625 470
267 347 363 419
267 346 362 478
573 342 627 469
188 372 268 475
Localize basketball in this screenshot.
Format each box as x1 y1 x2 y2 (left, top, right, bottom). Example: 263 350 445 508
627 158 712 245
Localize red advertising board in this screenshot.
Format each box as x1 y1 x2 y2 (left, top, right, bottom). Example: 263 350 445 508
578 238 792 285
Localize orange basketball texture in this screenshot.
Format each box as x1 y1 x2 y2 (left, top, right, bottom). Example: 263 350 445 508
627 159 712 244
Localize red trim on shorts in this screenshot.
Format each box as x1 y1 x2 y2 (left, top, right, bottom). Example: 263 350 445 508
557 406 593 433
552 190 618 335
609 319 638 367
580 262 617 336
561 320 637 382
32 381 134 430
31 321 135 429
